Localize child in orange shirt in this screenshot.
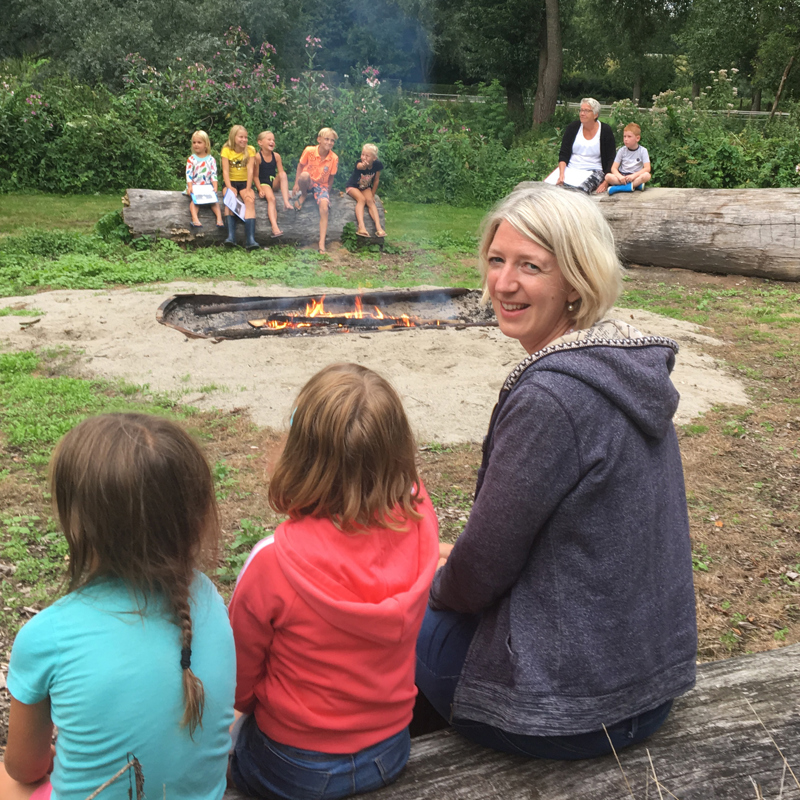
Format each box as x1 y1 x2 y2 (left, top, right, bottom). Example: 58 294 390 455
292 127 339 253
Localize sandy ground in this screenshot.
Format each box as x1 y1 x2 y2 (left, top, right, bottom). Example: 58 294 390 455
0 282 749 443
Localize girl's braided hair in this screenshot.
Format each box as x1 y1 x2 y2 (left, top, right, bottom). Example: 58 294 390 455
49 413 219 734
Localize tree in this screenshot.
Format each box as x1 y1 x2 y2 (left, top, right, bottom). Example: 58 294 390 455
532 0 563 125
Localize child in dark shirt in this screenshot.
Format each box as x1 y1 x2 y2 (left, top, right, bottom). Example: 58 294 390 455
345 144 385 238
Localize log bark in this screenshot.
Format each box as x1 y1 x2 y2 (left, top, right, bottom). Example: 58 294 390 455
517 183 800 281
223 644 800 800
122 189 386 246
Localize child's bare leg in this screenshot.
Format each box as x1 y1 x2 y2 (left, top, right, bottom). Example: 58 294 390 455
189 200 201 225
605 173 623 186
263 186 281 235
631 172 651 188
295 173 311 209
240 188 256 220
212 201 223 225
279 173 292 210
346 187 368 234
318 197 329 252
363 189 385 236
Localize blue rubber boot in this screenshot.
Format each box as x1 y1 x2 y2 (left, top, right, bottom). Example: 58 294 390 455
244 218 260 251
223 215 237 247
608 183 633 195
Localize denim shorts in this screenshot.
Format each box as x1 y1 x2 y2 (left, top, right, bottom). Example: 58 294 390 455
230 715 410 800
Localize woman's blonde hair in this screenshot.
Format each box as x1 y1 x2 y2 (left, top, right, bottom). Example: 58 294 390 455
226 125 250 166
191 130 211 155
478 184 622 330
269 363 422 532
49 413 219 736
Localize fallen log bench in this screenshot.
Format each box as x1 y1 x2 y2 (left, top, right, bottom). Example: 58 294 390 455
519 183 800 282
122 189 386 247
222 643 800 800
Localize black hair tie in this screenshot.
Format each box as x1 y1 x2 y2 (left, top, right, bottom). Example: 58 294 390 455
180 647 192 670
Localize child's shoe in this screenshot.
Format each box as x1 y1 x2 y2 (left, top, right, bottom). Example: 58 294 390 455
244 219 260 251
637 183 645 191
223 216 237 246
608 184 633 195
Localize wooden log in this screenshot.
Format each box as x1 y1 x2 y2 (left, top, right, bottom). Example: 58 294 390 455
223 644 800 800
121 189 386 247
517 183 800 281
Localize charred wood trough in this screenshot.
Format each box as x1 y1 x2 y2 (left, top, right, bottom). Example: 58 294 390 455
156 288 497 340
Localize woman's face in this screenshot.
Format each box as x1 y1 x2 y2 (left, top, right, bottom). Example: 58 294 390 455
486 220 579 354
579 104 597 126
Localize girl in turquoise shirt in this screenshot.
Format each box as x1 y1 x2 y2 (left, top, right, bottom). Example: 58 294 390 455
1 414 235 800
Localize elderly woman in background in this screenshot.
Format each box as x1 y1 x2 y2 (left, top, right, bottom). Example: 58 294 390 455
544 98 616 193
416 184 697 759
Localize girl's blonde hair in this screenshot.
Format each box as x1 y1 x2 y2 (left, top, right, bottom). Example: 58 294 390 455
226 125 251 166
362 143 379 157
478 184 623 330
191 130 211 155
257 130 275 143
49 413 219 735
269 363 422 532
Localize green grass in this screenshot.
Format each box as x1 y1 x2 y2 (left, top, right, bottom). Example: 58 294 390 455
0 193 121 236
384 200 486 245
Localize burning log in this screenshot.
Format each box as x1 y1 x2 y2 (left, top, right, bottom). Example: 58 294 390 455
122 188 386 246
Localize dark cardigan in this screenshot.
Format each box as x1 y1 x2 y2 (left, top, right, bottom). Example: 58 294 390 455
558 119 617 175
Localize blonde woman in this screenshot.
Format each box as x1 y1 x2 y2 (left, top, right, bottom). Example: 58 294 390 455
417 184 697 759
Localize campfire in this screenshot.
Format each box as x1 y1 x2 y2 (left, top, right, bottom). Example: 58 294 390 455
157 289 497 340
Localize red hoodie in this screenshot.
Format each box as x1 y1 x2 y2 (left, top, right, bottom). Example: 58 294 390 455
228 486 439 753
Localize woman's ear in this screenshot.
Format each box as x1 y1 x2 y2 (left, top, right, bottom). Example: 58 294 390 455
566 286 581 304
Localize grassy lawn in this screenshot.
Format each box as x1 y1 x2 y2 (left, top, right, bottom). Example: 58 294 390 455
0 193 122 235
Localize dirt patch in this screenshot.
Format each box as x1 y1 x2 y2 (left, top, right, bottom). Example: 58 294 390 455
0 281 747 444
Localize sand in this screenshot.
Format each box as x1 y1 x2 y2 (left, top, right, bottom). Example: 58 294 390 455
0 282 749 444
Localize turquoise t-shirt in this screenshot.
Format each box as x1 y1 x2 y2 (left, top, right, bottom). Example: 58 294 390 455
7 573 235 800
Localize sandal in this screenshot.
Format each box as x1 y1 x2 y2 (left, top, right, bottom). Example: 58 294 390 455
375 229 386 237
190 221 203 228
272 230 283 238
356 230 370 238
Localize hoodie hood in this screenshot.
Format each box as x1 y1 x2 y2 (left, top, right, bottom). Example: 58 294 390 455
274 490 439 646
504 319 680 439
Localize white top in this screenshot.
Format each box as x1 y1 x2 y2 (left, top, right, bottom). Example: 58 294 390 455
615 145 650 174
568 125 602 171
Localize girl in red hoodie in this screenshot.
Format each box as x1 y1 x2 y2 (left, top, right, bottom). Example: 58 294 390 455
228 363 440 800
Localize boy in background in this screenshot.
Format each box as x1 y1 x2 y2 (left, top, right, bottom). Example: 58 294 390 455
292 128 339 253
606 123 651 193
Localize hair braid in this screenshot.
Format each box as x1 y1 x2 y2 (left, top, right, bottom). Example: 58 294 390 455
173 583 205 735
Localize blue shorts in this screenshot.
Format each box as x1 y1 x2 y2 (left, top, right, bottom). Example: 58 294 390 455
230 714 410 800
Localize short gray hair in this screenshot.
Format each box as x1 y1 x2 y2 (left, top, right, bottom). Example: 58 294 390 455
580 97 601 118
478 184 622 330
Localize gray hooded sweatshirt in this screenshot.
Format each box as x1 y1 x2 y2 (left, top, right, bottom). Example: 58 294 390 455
429 320 698 736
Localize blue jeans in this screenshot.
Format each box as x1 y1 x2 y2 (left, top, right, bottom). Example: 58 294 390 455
230 715 410 800
416 607 673 760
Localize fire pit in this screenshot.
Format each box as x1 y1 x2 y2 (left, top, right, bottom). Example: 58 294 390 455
156 288 497 340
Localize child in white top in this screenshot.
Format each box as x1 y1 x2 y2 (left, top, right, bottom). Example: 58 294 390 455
606 123 651 193
186 130 224 227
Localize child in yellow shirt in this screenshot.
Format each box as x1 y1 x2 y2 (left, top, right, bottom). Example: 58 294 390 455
221 125 259 250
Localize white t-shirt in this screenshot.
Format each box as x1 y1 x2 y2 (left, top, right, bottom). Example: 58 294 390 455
568 125 602 171
615 145 650 174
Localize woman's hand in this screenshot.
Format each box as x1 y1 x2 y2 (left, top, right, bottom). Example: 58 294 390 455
437 542 454 569
595 180 609 194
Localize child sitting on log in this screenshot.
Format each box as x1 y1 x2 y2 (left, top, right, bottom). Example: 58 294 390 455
0 413 235 800
228 363 439 800
345 143 386 238
185 130 224 229
221 124 259 249
606 123 651 194
291 127 339 253
254 130 292 239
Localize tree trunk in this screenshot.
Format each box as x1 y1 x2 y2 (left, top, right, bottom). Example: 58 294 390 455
531 0 562 126
769 54 795 120
506 84 525 118
632 72 642 106
691 81 700 99
122 189 386 246
224 644 800 800
752 88 761 111
514 183 800 281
